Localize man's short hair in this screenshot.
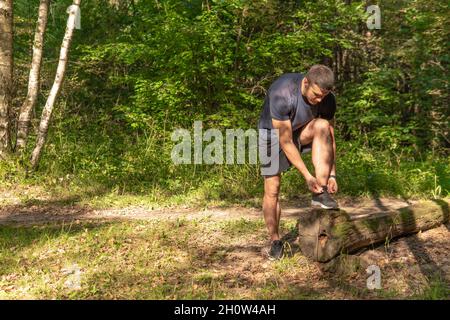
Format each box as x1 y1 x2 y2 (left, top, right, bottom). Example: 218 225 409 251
305 64 334 90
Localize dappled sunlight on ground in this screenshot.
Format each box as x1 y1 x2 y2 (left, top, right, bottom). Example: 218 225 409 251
0 196 448 299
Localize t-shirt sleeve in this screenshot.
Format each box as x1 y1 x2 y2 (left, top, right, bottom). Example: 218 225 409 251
269 89 292 121
319 93 336 120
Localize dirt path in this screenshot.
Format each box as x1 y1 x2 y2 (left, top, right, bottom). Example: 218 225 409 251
0 196 420 224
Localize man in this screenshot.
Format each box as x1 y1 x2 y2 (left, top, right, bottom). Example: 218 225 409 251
258 64 339 260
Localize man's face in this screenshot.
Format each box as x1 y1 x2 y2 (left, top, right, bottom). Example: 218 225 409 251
304 79 330 105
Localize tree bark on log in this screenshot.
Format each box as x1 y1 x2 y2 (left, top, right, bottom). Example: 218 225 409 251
31 0 81 169
16 0 50 152
0 0 14 156
297 199 450 263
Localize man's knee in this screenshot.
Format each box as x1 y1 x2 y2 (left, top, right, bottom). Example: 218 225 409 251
313 118 330 133
264 176 280 198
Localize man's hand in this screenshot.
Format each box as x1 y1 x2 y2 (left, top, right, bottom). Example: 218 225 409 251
327 177 338 194
306 176 323 193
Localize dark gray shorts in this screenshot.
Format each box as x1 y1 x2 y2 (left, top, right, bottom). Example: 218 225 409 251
258 128 312 177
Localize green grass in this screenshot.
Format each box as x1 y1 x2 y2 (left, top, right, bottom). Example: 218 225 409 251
413 276 450 300
0 220 204 299
1 124 449 211
220 218 266 237
1 217 447 300
0 120 448 299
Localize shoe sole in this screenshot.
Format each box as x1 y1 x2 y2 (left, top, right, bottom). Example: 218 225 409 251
268 254 283 261
267 249 284 261
311 200 339 210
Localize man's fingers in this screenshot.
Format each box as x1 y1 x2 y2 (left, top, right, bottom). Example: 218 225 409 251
327 180 338 193
309 184 321 193
307 178 324 193
333 182 338 193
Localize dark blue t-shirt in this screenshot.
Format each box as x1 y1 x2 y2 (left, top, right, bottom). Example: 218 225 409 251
258 73 336 131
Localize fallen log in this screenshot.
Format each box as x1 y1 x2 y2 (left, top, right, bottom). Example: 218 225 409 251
297 199 450 262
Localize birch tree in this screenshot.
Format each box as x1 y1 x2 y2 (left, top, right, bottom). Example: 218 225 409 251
0 0 13 156
31 0 81 169
16 0 50 152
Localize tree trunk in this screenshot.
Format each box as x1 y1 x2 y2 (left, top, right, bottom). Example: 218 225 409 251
0 0 14 156
297 199 450 262
30 0 81 169
15 0 50 153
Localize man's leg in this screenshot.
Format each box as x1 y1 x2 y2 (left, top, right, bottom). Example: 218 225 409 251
299 119 337 209
263 174 281 241
299 119 333 186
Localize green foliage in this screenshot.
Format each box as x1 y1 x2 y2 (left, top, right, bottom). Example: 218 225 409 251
338 0 449 153
5 0 449 205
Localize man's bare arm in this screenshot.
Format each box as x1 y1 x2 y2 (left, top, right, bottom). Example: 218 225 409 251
272 119 312 180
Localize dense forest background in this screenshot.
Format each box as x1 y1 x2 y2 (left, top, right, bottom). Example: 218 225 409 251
2 0 449 205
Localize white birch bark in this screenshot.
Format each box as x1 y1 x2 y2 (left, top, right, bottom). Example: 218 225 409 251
0 0 14 156
16 0 50 152
31 0 81 169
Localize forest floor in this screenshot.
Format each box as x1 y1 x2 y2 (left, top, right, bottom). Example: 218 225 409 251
0 190 448 299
